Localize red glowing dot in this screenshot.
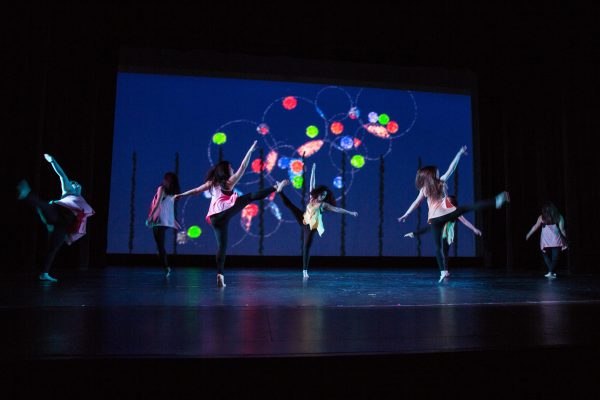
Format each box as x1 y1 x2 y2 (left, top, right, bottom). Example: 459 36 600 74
387 121 399 134
290 160 304 174
251 158 265 173
268 192 276 201
330 121 344 135
243 204 259 217
282 96 297 110
353 138 362 147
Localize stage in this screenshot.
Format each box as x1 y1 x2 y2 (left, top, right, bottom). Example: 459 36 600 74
3 266 600 396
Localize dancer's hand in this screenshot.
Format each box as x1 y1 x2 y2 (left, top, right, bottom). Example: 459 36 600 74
460 145 468 156
44 153 54 163
404 232 415 238
249 140 258 153
398 216 407 223
473 228 482 236
275 179 290 192
349 211 358 217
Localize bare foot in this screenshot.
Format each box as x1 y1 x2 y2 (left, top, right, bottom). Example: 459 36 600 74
217 274 226 288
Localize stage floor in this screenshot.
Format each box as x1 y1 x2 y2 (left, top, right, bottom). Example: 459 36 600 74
2 266 600 359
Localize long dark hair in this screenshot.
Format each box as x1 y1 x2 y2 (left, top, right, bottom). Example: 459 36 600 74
161 172 181 195
205 161 232 189
310 185 336 206
541 202 560 225
416 166 445 200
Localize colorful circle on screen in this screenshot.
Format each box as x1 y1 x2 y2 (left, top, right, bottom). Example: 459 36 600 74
244 203 259 217
290 159 304 174
306 125 319 138
348 107 360 120
278 157 290 169
333 176 343 189
187 226 202 238
353 138 362 147
251 158 264 173
282 96 297 110
368 112 378 123
257 123 270 135
330 121 344 135
292 175 304 189
350 154 365 168
378 113 390 125
386 121 399 134
340 136 354 150
212 132 227 145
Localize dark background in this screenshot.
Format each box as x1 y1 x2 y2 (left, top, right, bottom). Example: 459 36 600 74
6 2 599 274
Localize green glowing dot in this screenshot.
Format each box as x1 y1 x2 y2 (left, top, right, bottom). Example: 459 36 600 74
306 125 319 138
378 113 390 125
212 132 227 145
350 155 365 168
187 225 202 238
292 175 304 189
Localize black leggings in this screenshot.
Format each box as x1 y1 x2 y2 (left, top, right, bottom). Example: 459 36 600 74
279 192 316 271
542 247 560 273
23 192 76 273
152 226 170 269
427 198 495 271
209 186 276 275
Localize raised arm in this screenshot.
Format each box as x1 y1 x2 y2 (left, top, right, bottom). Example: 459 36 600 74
322 202 358 217
44 154 71 195
398 189 425 222
458 216 482 236
309 162 316 192
174 181 211 199
228 141 258 188
525 215 543 240
440 146 467 182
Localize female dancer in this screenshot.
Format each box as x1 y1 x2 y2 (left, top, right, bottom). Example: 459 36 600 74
525 201 567 278
174 141 289 287
398 146 510 282
146 172 181 278
16 154 95 282
278 163 358 278
404 195 482 281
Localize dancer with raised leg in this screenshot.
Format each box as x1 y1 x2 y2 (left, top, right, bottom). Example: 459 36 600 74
174 141 289 287
398 146 509 283
16 154 95 282
278 163 358 279
525 201 567 279
146 172 181 278
404 195 482 278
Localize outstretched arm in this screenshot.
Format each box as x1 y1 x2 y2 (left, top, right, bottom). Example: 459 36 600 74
309 162 316 192
526 215 543 240
174 182 211 199
440 146 467 182
44 154 71 195
228 141 258 188
398 189 425 222
322 202 358 217
458 216 482 236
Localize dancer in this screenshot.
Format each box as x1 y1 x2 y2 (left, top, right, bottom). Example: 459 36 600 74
398 146 509 283
146 172 181 278
174 141 289 287
278 163 358 278
525 201 567 278
404 195 482 276
16 154 95 282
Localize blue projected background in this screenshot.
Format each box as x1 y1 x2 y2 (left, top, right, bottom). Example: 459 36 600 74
107 72 475 256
